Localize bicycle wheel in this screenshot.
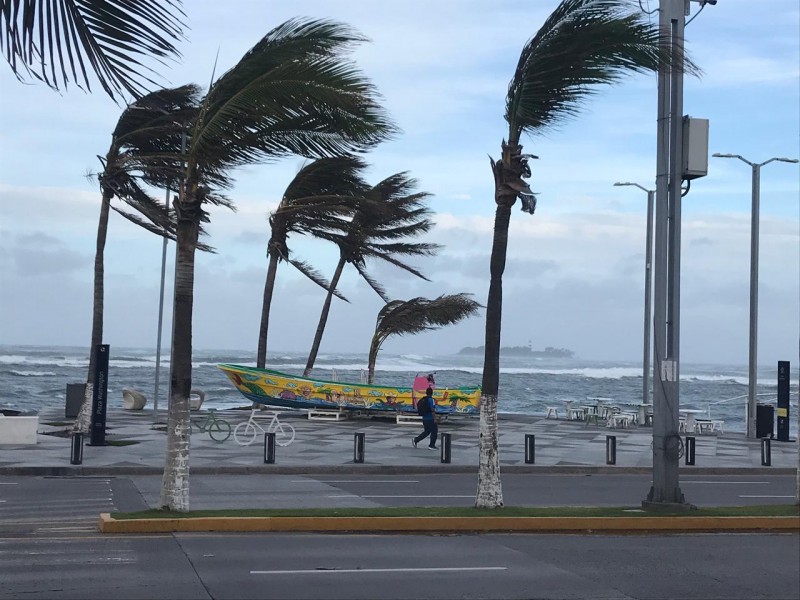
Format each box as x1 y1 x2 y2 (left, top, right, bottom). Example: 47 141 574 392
233 421 258 446
208 419 231 442
271 421 295 446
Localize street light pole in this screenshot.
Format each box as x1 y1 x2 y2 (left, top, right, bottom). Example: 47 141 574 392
712 153 799 438
614 182 656 406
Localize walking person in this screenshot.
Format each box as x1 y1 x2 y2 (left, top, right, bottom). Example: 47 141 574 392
412 387 438 450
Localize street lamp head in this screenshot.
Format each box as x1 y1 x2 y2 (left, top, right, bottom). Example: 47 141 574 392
775 157 799 164
613 182 633 187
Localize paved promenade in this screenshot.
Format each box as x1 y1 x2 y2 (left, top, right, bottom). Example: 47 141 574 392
1 406 796 475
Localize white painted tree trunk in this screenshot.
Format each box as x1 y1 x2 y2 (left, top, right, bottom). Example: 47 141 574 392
73 383 94 434
159 391 191 511
475 392 503 508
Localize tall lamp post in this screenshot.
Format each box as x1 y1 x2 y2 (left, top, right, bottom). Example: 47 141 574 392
614 182 656 407
712 153 799 439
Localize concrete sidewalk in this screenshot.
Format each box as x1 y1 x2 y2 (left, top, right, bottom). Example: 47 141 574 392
1 406 797 475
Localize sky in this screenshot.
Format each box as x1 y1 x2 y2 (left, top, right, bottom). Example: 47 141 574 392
0 0 798 367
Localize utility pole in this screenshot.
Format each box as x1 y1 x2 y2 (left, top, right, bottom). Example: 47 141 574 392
645 0 688 508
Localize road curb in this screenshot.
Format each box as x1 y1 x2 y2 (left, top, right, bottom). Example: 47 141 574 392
98 513 800 534
3 465 795 476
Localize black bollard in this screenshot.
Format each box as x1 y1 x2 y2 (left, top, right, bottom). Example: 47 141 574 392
70 432 83 465
761 438 771 466
440 433 451 464
685 436 696 465
606 435 616 465
354 432 365 463
525 434 535 464
264 432 276 464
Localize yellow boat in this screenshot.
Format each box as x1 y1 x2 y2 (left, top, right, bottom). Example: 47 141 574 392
218 364 481 414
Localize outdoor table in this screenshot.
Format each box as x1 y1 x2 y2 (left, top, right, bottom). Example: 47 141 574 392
679 409 705 433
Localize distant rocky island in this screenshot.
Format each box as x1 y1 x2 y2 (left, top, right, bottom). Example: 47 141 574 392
457 345 574 358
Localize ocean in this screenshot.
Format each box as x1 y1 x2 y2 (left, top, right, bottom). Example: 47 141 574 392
1 344 797 434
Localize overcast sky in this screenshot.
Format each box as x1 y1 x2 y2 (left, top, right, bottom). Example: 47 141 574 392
0 0 798 366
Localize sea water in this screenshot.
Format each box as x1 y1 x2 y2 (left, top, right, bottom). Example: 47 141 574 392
1 344 797 434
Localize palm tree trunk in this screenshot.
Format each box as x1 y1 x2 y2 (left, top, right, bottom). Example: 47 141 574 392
159 206 198 512
303 257 346 376
256 251 280 369
74 188 113 434
476 150 517 509
367 333 381 384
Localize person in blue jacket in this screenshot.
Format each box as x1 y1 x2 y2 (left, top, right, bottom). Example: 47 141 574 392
412 387 438 450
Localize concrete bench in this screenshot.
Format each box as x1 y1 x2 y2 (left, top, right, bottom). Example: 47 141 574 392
396 413 423 426
545 407 560 419
0 414 39 445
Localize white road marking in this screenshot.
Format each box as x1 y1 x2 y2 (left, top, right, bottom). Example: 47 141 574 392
327 495 473 499
738 495 795 499
682 481 769 485
0 483 18 485
252 566 508 575
292 480 420 484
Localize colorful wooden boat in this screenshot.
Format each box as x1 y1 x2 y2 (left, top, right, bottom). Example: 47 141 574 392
217 364 481 414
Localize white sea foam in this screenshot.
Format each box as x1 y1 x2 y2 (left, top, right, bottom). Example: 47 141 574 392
10 370 57 377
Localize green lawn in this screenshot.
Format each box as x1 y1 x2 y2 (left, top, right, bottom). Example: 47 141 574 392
112 504 800 520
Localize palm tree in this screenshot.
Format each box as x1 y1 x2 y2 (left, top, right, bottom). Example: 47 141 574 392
476 0 681 509
71 85 217 435
256 156 370 369
367 294 482 384
1 0 186 101
161 18 395 511
303 172 439 377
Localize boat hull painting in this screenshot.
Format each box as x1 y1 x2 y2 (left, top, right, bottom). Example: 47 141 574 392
217 364 481 414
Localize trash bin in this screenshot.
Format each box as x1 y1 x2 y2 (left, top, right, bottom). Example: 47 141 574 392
755 403 774 439
65 383 86 418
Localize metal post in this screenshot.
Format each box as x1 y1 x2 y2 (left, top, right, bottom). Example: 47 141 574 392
646 0 686 507
353 432 365 463
643 189 655 406
153 186 170 423
747 164 760 439
440 433 451 464
525 434 535 464
264 432 276 464
606 435 616 465
761 438 771 467
685 436 695 466
70 432 83 465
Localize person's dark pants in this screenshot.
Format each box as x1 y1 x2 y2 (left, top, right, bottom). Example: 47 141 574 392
414 418 438 447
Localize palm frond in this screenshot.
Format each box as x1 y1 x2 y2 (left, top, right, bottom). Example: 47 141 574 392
191 17 397 172
352 263 389 303
1 0 186 101
287 257 349 302
506 0 699 139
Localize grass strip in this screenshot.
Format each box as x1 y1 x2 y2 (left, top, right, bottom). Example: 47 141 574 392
112 504 800 520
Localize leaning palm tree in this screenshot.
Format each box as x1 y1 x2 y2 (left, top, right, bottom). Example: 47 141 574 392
303 172 439 377
256 156 370 369
161 18 395 511
1 0 186 101
72 85 214 435
476 0 682 509
367 294 482 384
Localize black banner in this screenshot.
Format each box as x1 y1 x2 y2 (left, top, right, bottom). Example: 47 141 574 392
89 344 110 446
776 361 790 441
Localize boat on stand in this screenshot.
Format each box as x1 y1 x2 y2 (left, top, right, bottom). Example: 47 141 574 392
218 364 481 415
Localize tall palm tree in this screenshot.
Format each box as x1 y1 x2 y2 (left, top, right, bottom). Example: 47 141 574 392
72 85 213 435
367 294 482 384
256 156 369 369
303 172 439 377
476 0 681 509
161 18 395 511
1 0 186 101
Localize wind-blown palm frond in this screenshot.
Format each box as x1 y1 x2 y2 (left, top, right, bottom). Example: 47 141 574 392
366 294 482 383
506 0 697 138
1 0 186 101
352 262 388 303
189 17 397 178
288 258 348 302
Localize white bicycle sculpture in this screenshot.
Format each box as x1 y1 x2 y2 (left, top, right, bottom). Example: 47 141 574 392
233 408 296 446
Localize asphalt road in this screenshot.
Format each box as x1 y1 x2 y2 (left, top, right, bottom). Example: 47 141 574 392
1 474 798 599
